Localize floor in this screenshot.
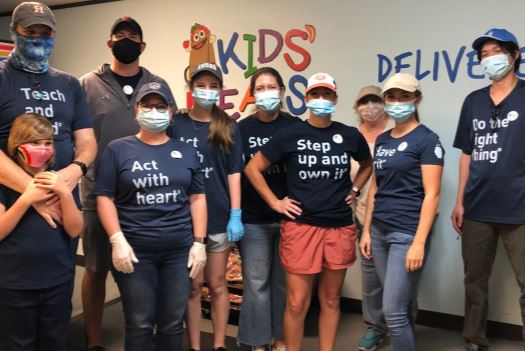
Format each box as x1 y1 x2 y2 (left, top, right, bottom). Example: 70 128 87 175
67 266 523 351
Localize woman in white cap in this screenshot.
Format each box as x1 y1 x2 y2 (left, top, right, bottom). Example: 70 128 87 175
168 62 244 351
359 73 444 351
350 86 394 351
94 82 207 351
245 72 373 351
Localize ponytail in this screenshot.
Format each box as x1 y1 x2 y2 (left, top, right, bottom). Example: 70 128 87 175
209 105 234 153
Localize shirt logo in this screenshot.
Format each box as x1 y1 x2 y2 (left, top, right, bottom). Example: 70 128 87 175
171 150 182 158
397 142 408 151
507 111 519 121
332 134 343 144
434 145 443 159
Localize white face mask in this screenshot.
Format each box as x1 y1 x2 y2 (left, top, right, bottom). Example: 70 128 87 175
357 102 384 122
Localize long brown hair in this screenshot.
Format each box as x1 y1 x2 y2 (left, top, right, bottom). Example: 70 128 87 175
190 73 235 153
7 113 54 164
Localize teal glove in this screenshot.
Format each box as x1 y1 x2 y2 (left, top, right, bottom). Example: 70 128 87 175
227 209 245 242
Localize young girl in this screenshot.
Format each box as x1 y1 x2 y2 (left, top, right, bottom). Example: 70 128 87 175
168 62 244 351
0 113 83 351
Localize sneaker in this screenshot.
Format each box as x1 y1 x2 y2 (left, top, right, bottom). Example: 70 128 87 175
252 346 267 351
466 342 488 351
271 344 285 351
358 329 386 351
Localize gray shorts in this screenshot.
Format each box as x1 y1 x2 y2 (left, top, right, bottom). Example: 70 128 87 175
81 210 111 272
207 233 233 253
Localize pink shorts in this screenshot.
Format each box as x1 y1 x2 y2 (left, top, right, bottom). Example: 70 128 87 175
279 221 356 274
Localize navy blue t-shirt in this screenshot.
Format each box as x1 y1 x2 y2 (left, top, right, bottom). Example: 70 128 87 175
0 61 93 170
372 124 444 235
453 79 525 224
93 136 205 249
239 112 300 224
261 120 370 228
0 185 74 289
168 113 244 234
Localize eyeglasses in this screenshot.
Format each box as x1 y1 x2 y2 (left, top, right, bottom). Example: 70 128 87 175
139 105 168 113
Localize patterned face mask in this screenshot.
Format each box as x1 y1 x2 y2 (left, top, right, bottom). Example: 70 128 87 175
8 28 54 74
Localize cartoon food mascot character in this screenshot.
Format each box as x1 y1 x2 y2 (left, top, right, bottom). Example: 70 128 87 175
183 23 217 81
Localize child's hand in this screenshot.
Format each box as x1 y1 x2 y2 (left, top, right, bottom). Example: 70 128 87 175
21 179 53 204
34 171 70 197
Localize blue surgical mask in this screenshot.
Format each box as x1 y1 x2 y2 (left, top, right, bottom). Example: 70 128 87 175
255 90 281 112
306 99 336 118
8 28 54 74
384 101 416 122
192 88 220 109
137 108 170 133
481 54 513 81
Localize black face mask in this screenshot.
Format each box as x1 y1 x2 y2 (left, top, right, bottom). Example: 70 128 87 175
111 38 142 64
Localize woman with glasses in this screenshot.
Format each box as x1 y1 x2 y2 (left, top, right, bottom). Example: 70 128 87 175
94 82 207 351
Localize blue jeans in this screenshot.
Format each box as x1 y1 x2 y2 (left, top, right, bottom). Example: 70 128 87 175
112 244 191 351
0 279 74 351
238 222 286 346
356 220 418 336
371 225 425 351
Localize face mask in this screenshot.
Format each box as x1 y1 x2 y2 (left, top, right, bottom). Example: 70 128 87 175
137 108 170 133
112 38 142 64
255 90 281 112
17 144 54 168
192 88 220 109
306 99 336 118
384 101 416 122
357 102 384 122
8 29 54 74
481 54 513 81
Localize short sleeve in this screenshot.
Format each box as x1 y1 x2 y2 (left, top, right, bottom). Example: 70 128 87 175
226 124 244 174
453 95 473 154
93 145 118 197
260 129 287 164
189 150 205 194
72 78 93 131
353 130 372 162
420 132 445 165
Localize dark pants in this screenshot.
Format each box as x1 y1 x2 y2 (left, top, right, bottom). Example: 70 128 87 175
0 279 74 351
112 245 191 351
462 219 525 346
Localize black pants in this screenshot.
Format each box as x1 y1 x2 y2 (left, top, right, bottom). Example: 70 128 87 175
0 279 74 351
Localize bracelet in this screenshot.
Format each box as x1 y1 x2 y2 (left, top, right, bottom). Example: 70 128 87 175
351 185 361 197
72 160 88 176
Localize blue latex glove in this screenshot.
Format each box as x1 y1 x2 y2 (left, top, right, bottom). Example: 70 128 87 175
227 209 245 242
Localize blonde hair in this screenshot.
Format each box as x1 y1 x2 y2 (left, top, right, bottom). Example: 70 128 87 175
7 113 54 163
190 75 235 153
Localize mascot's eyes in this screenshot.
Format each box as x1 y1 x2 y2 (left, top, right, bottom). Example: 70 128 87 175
199 30 206 38
193 33 199 41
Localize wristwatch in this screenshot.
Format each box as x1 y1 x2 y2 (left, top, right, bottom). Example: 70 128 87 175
72 160 88 176
351 185 361 197
194 237 208 244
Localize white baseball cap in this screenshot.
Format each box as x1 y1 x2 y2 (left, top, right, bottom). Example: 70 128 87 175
306 72 337 93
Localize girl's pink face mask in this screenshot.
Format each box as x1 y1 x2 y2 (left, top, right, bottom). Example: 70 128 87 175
17 144 54 168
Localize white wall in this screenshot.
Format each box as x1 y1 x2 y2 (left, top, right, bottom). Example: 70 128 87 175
1 0 523 325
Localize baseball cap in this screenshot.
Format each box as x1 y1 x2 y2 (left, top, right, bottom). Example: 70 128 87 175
11 2 55 31
355 85 382 104
472 28 518 51
381 73 420 94
190 62 223 82
306 72 337 93
136 82 172 104
110 16 143 38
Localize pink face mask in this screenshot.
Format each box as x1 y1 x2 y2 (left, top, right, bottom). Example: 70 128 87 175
17 144 54 168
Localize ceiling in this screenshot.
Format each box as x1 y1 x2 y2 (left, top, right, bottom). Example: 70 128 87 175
0 1 119 17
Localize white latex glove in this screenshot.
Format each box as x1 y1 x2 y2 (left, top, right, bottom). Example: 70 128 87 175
109 231 138 273
187 241 207 279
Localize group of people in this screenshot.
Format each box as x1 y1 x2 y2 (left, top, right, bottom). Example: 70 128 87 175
0 3 523 351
